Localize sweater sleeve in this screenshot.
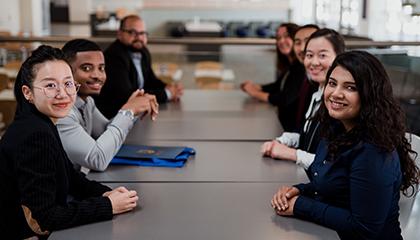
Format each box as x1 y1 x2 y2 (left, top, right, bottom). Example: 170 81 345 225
267 67 303 106
66 159 112 199
57 105 134 171
16 131 113 233
293 182 315 196
261 81 279 93
293 147 399 239
276 132 314 169
295 150 315 170
276 132 301 147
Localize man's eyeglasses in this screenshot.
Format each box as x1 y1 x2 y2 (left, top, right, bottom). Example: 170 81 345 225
33 81 81 98
122 29 149 37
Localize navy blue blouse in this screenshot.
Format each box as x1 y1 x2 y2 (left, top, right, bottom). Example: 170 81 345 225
293 140 403 240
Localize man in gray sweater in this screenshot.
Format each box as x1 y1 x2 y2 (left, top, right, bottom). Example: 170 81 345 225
57 39 159 172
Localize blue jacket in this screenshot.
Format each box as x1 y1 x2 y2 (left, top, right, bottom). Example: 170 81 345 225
293 140 403 240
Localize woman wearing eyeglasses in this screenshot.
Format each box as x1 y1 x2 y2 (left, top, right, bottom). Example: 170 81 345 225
0 45 139 239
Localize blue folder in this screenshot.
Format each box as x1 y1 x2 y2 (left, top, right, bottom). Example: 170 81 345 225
111 145 195 168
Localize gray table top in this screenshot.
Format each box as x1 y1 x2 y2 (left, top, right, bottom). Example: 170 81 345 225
126 89 283 141
50 182 339 240
128 114 282 141
88 140 308 183
160 89 275 112
399 192 420 240
49 182 420 240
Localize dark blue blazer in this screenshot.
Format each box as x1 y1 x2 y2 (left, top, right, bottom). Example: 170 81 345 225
293 140 403 240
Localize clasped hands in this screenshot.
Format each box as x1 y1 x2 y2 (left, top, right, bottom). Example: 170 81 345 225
271 186 300 216
166 82 184 101
122 89 159 121
103 186 139 215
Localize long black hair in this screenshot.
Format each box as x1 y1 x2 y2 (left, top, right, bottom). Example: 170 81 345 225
14 45 68 116
275 23 299 74
318 50 420 196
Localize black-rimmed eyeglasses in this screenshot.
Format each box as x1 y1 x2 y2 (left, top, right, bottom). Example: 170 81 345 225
122 29 149 37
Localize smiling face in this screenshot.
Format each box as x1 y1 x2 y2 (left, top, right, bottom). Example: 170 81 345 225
276 26 294 56
293 27 318 63
22 60 76 123
304 37 337 85
324 66 361 131
70 51 106 99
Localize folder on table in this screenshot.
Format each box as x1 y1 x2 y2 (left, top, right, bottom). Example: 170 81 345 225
111 145 195 168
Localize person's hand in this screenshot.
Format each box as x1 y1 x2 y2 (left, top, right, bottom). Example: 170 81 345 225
102 186 128 197
121 89 159 121
275 195 298 216
261 140 297 161
240 80 252 91
270 141 296 161
241 80 261 92
261 140 275 156
142 93 159 120
106 186 139 215
174 82 184 100
242 82 258 96
271 186 300 214
166 82 183 101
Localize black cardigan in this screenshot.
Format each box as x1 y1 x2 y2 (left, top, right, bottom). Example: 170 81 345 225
0 105 113 239
262 61 317 132
95 40 168 119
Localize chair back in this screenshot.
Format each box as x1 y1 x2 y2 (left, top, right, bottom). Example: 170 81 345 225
0 74 8 91
152 62 181 84
194 61 223 89
399 133 420 235
406 133 420 165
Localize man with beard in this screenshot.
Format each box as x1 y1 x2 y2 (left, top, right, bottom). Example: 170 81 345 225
57 39 159 172
95 15 183 119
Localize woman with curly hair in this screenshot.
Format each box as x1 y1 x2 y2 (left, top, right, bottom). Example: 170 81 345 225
270 51 420 239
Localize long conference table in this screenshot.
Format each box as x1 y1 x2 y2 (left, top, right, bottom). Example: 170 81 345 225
50 90 420 240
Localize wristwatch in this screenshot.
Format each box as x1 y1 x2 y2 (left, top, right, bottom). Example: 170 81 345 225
118 109 135 121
